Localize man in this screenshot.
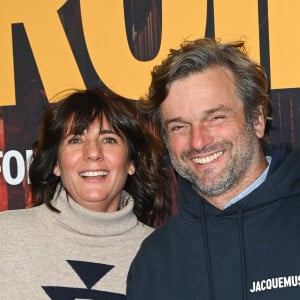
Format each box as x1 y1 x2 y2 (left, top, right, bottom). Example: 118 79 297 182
126 38 300 299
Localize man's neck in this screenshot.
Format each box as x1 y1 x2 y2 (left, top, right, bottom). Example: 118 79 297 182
200 155 269 210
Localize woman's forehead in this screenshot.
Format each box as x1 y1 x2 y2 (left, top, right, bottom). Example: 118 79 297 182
64 113 121 135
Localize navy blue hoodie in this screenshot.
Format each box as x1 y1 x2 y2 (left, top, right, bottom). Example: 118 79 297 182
127 148 300 299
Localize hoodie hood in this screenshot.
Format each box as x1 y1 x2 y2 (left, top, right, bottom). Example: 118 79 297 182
127 146 300 300
177 146 300 300
179 146 300 221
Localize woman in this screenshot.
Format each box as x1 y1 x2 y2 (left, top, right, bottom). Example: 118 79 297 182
0 87 169 299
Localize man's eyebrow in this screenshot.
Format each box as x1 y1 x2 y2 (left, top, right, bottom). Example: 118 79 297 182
204 105 232 115
164 105 232 126
164 117 188 127
204 104 232 114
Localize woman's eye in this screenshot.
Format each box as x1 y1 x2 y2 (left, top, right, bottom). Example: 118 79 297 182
68 136 81 144
103 137 117 144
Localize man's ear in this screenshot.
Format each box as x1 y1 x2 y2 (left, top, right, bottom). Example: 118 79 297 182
53 161 61 177
253 105 266 138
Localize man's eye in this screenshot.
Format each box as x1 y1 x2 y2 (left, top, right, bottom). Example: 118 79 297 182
211 115 225 121
171 125 184 131
168 124 190 135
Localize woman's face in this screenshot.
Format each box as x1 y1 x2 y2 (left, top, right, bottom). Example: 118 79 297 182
53 117 135 212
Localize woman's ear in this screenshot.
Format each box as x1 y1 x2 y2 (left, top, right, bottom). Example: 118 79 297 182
128 162 135 175
53 161 61 177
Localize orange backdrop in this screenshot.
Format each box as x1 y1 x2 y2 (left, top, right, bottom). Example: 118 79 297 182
0 0 299 210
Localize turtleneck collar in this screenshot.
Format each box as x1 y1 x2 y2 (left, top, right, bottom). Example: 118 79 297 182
49 187 138 237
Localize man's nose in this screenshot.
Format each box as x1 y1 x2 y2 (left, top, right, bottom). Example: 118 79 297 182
190 124 214 150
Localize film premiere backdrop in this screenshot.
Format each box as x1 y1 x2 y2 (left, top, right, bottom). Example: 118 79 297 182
1 0 300 210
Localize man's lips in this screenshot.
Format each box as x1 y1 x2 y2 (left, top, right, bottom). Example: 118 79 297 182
192 151 224 165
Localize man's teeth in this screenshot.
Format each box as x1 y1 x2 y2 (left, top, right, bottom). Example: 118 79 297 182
193 151 223 164
80 171 108 177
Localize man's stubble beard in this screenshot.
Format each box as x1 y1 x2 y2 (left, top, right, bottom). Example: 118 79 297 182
166 127 260 198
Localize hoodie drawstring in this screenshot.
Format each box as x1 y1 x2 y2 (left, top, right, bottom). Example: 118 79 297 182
201 204 215 300
201 203 248 300
238 204 248 300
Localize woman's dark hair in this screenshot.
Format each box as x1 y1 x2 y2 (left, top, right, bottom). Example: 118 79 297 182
29 87 170 226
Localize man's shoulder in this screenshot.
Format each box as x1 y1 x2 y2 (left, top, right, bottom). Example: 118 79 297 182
137 214 181 255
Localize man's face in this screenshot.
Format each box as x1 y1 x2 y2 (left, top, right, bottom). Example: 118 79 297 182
160 66 266 202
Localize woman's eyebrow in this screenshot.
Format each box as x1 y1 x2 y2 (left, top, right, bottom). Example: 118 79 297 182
99 129 116 134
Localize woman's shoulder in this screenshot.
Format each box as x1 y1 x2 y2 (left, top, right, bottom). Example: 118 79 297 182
131 221 154 239
0 205 46 228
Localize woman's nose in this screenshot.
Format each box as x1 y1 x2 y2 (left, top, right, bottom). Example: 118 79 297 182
84 141 102 161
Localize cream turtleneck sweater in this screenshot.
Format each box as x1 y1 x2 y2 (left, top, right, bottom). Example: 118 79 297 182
0 188 153 299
